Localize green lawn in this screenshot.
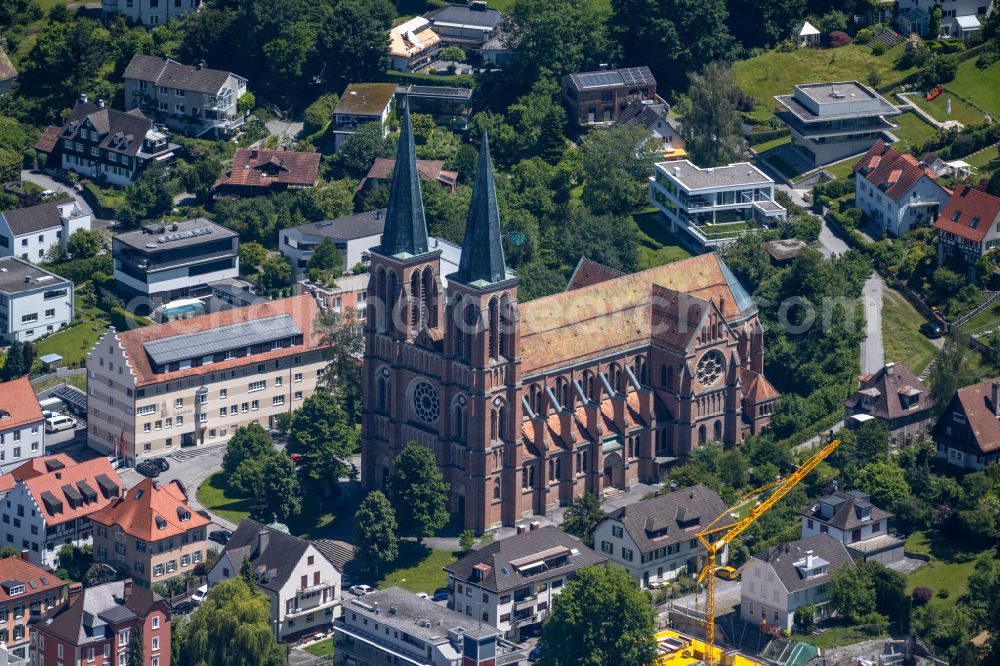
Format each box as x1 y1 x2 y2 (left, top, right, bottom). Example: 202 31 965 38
891 111 939 153
630 208 693 270
304 639 335 658
797 621 881 649
959 299 1000 335
35 320 109 368
907 91 986 127
904 531 991 607
794 155 858 183
964 143 999 168
197 472 254 525
752 135 791 154
734 44 916 122
881 288 938 374
31 374 87 393
946 57 1000 120
377 542 459 595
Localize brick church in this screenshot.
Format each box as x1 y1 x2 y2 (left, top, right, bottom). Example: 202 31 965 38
361 107 779 532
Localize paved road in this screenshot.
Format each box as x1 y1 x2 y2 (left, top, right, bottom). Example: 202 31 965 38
861 273 885 374
817 219 850 257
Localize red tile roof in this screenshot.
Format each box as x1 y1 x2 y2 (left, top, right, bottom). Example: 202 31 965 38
362 158 457 192
34 125 63 154
89 478 210 542
0 377 43 432
113 294 325 387
565 257 626 291
741 368 779 403
0 454 78 496
22 457 119 526
0 556 66 602
854 140 938 203
216 147 321 190
933 186 1000 243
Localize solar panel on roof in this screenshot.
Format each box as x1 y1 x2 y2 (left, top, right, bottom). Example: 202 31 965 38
143 314 302 365
619 67 655 86
576 71 624 88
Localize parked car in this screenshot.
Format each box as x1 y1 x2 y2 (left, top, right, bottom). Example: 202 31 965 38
135 461 160 478
171 600 195 616
44 415 76 433
191 585 209 604
920 322 944 339
151 457 170 472
528 647 542 663
349 584 374 597
432 588 449 602
716 566 741 581
208 530 232 545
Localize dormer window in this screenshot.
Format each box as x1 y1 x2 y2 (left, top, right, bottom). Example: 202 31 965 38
971 217 981 229
8 585 24 596
952 211 961 222
155 516 168 530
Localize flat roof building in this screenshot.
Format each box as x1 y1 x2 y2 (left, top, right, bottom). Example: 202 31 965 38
775 81 901 168
332 84 397 151
0 257 74 344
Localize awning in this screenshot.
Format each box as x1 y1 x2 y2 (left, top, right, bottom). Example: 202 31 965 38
956 14 981 30
799 21 820 36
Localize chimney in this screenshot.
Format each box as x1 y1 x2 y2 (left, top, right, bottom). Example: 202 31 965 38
97 99 105 108
20 550 29 562
69 582 83 605
885 362 895 375
515 524 526 535
123 578 133 601
529 521 540 531
257 528 270 555
80 93 88 104
598 63 608 70
993 382 1000 417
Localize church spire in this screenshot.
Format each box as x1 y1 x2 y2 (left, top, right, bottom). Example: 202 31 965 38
454 130 508 286
379 104 429 258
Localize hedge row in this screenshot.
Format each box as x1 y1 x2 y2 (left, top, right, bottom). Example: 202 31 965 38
47 255 113 284
749 128 791 146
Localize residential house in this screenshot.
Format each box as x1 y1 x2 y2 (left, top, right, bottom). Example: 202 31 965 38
89 478 211 589
562 66 658 126
0 456 120 568
739 533 854 632
280 210 385 280
425 1 503 51
214 147 321 196
33 99 177 186
593 484 732 589
112 218 240 314
0 257 74 344
0 554 67 661
32 579 170 666
334 587 528 666
799 489 904 565
0 377 45 469
398 85 474 132
102 0 201 27
85 295 328 462
360 158 458 194
0 48 17 95
932 377 1000 469
647 159 787 249
0 454 75 497
897 0 992 37
208 519 341 641
934 185 1000 277
123 55 248 138
331 84 396 151
442 524 606 641
613 100 686 161
0 200 91 263
389 17 442 72
853 141 948 237
774 81 901 168
481 32 514 67
844 362 933 448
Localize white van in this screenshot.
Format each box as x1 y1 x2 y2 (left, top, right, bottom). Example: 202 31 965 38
44 415 77 433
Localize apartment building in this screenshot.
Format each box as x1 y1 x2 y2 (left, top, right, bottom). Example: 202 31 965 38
112 218 240 313
593 484 732 589
1 456 120 568
279 210 386 280
799 489 904 565
90 478 211 589
34 99 177 186
0 200 91 263
648 160 786 249
85 295 328 462
0 257 74 344
0 554 67 661
0 377 45 469
562 66 657 126
775 81 901 168
32 579 170 666
335 587 528 666
934 185 1000 278
102 0 201 27
123 55 248 138
331 84 396 151
208 519 341 641
442 525 605 641
853 141 947 237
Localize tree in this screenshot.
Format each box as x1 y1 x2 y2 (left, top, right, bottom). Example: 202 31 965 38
337 122 388 177
118 162 174 228
286 391 358 497
239 242 268 272
794 604 816 632
682 62 747 167
66 229 102 260
237 91 255 114
439 46 466 63
0 149 21 184
560 493 605 548
309 179 355 219
558 206 639 273
307 238 344 273
304 93 339 136
183 578 288 666
258 255 292 292
387 443 450 543
986 170 1000 198
251 453 301 522
354 491 398 576
126 624 144 666
580 124 655 215
860 561 910 630
240 556 255 588
180 157 223 203
222 423 274 477
0 339 26 380
313 0 393 92
538 565 658 666
854 419 889 467
853 462 911 513
459 530 477 552
317 308 365 420
929 5 942 38
930 332 977 418
831 564 876 622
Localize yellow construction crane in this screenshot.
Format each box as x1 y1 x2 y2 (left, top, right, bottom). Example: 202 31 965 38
693 438 842 666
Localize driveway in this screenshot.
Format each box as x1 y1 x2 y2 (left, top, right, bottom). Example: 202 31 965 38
861 273 885 374
267 120 303 143
20 169 117 231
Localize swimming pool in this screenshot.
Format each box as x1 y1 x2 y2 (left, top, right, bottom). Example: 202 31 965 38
161 303 204 320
